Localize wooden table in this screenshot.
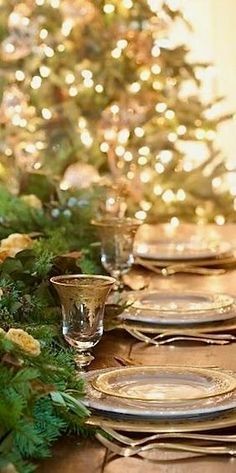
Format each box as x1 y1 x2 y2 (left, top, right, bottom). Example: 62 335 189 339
38 224 236 473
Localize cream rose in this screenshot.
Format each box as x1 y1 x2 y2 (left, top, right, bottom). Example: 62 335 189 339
0 233 32 260
5 329 41 356
21 194 42 210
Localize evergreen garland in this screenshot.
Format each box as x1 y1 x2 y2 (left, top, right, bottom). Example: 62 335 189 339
0 178 106 472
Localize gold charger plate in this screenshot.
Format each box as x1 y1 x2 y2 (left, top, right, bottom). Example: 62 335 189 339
87 408 236 433
92 366 236 402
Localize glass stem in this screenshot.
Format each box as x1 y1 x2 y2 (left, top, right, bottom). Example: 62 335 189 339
74 350 94 373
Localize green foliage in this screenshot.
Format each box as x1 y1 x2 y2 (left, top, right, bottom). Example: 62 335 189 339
0 183 106 472
0 332 89 473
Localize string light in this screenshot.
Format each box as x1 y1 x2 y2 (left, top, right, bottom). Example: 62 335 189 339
117 128 130 144
155 163 164 173
135 210 147 220
50 0 60 7
78 117 87 129
159 150 173 163
212 177 222 189
140 201 152 211
154 184 163 195
176 189 186 201
57 44 65 52
44 45 54 57
42 108 52 119
162 189 175 203
110 104 119 114
122 0 133 8
100 142 109 152
140 69 151 81
61 19 73 37
40 29 48 40
152 80 162 90
139 146 150 156
15 70 25 81
177 125 187 135
165 109 175 119
115 145 125 156
127 171 134 179
168 132 177 142
40 66 50 78
155 102 167 113
95 84 104 93
81 130 93 147
215 215 225 225
65 73 75 84
129 82 141 93
151 45 161 57
69 86 78 96
170 217 180 227
111 48 122 59
31 76 42 89
151 64 161 75
123 151 133 161
138 156 148 165
140 170 152 183
117 39 128 49
36 0 45 5
134 127 144 137
103 4 115 14
83 78 94 88
81 70 92 79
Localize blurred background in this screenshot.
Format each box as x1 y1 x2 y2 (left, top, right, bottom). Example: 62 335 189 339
1 0 236 223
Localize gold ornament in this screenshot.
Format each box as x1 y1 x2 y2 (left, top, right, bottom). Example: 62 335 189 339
61 162 100 189
0 86 28 123
60 0 97 26
1 4 37 61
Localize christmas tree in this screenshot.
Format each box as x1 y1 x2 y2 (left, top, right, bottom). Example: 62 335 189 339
0 0 235 223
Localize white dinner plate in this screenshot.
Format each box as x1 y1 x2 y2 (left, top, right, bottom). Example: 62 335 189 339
120 291 235 325
135 240 232 261
84 366 236 419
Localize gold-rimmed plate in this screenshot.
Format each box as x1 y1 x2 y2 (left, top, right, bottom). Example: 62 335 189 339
91 366 236 402
121 291 235 325
87 408 236 433
84 367 236 419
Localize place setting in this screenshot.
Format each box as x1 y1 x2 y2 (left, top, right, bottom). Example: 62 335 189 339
134 235 236 276
84 363 236 459
113 289 236 346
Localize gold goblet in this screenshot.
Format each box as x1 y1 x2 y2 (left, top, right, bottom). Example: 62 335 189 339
50 274 115 371
91 217 141 290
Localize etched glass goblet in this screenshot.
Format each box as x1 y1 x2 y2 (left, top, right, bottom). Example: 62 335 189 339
50 274 115 371
91 217 141 290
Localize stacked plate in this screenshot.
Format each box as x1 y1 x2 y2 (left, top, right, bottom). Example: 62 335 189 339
85 365 236 433
135 239 232 262
118 290 236 334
